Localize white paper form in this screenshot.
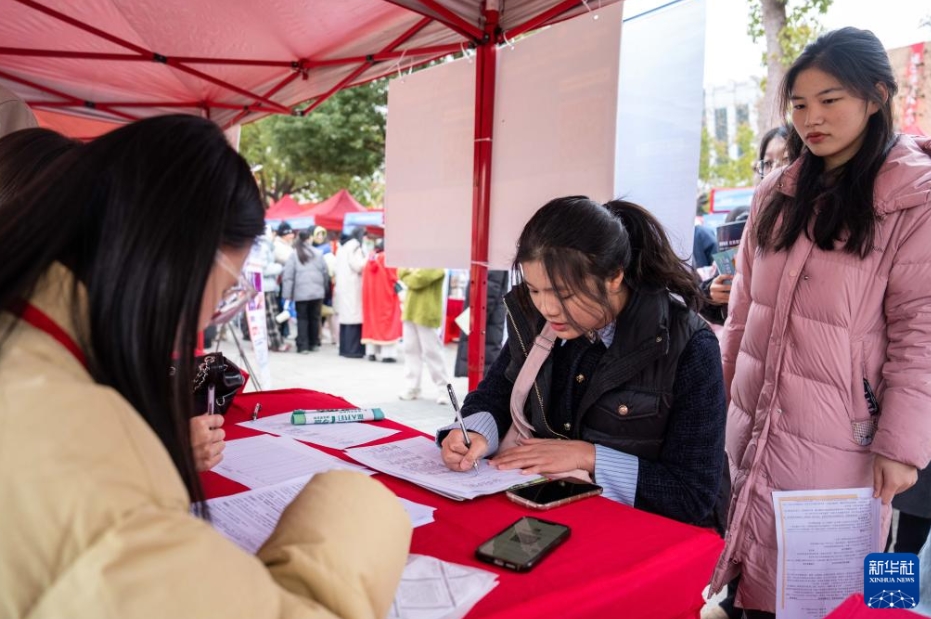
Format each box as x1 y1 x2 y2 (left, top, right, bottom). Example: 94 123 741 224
214 434 369 489
239 411 400 449
206 477 437 554
389 555 498 619
773 487 882 619
345 436 541 500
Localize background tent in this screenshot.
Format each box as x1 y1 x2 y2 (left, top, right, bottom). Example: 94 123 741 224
308 189 367 232
344 209 384 235
265 195 316 230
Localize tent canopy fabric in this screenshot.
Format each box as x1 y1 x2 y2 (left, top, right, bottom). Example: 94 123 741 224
265 195 314 220
308 189 367 231
0 0 621 134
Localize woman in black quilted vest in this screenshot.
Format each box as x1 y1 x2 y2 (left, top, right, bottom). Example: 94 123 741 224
438 196 728 528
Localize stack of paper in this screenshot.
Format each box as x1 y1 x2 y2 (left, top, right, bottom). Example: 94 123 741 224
390 555 498 619
206 477 437 553
345 436 540 500
238 412 400 449
213 434 370 489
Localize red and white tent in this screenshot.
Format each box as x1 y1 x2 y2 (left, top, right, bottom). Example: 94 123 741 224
0 1 618 131
265 195 314 221
308 189 367 232
0 0 623 387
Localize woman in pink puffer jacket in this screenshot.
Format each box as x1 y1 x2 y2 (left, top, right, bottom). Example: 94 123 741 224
709 28 931 617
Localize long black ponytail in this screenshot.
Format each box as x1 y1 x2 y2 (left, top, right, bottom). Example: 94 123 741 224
513 196 702 332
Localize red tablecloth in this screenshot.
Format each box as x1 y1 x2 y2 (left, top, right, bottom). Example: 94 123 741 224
203 389 725 619
826 594 923 618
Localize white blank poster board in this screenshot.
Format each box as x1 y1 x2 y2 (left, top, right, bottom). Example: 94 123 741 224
384 57 476 268
384 0 705 269
487 3 624 268
614 0 707 259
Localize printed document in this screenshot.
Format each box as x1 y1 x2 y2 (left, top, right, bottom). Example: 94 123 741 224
389 554 498 619
773 487 882 619
207 477 437 553
238 411 400 449
345 436 540 500
213 434 369 489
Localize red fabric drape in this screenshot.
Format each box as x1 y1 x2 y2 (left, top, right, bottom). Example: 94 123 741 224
361 251 402 344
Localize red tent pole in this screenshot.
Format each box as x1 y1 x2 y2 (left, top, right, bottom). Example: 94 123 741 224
467 3 498 391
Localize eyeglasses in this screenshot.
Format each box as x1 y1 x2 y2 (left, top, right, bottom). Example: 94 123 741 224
754 158 788 178
207 252 258 327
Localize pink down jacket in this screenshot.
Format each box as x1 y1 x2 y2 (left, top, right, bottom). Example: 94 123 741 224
710 135 931 612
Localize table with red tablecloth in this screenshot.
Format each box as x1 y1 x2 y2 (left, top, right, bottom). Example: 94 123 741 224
203 388 725 619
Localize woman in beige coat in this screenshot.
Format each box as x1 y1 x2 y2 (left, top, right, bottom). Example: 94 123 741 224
0 115 411 619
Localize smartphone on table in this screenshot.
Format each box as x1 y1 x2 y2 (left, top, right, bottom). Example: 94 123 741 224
505 478 603 510
475 516 570 572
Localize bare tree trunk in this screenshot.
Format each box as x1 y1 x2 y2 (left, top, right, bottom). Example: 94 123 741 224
759 0 788 133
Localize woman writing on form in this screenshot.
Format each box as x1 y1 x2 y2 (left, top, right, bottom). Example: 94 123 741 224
439 196 728 528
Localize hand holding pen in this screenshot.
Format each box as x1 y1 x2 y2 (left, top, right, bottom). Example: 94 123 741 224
445 383 481 472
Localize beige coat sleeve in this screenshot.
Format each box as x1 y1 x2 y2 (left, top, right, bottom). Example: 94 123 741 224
29 471 411 619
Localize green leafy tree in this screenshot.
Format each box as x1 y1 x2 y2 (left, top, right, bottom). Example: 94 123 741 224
748 0 833 133
700 123 757 189
240 79 387 206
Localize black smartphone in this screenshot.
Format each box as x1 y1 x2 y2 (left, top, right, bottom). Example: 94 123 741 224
475 516 571 572
505 478 603 510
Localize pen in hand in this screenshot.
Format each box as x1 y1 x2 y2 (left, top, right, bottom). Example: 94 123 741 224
446 383 479 472
206 384 216 415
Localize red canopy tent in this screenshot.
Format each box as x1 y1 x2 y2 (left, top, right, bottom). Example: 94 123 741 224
308 189 367 232
0 0 623 387
265 195 314 221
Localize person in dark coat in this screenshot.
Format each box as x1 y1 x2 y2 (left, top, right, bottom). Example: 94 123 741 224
453 270 508 378
888 467 931 554
437 196 728 530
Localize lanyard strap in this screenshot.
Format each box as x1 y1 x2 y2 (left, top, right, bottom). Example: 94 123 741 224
14 301 88 369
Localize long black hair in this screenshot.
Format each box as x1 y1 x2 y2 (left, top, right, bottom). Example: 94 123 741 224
0 115 265 511
755 27 898 258
0 128 80 207
295 229 313 264
513 196 702 331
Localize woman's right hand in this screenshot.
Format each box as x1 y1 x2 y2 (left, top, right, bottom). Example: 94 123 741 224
190 413 226 472
709 274 733 305
441 430 488 472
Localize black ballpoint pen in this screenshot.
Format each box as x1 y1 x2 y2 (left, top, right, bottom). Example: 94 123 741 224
446 383 479 471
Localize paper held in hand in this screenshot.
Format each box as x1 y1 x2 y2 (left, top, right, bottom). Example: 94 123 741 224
345 436 541 500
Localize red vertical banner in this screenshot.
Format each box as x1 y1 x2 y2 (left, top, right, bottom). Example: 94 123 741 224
900 42 925 136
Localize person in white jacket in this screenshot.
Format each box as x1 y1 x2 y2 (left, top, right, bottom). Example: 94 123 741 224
334 228 367 358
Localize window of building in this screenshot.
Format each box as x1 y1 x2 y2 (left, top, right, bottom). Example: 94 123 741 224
714 108 728 142
736 104 749 126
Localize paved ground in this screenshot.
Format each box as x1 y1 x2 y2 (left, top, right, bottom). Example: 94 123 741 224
215 329 466 436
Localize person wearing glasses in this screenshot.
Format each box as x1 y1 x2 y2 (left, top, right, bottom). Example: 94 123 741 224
709 29 931 617
0 116 411 619
752 125 789 183
700 126 790 332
